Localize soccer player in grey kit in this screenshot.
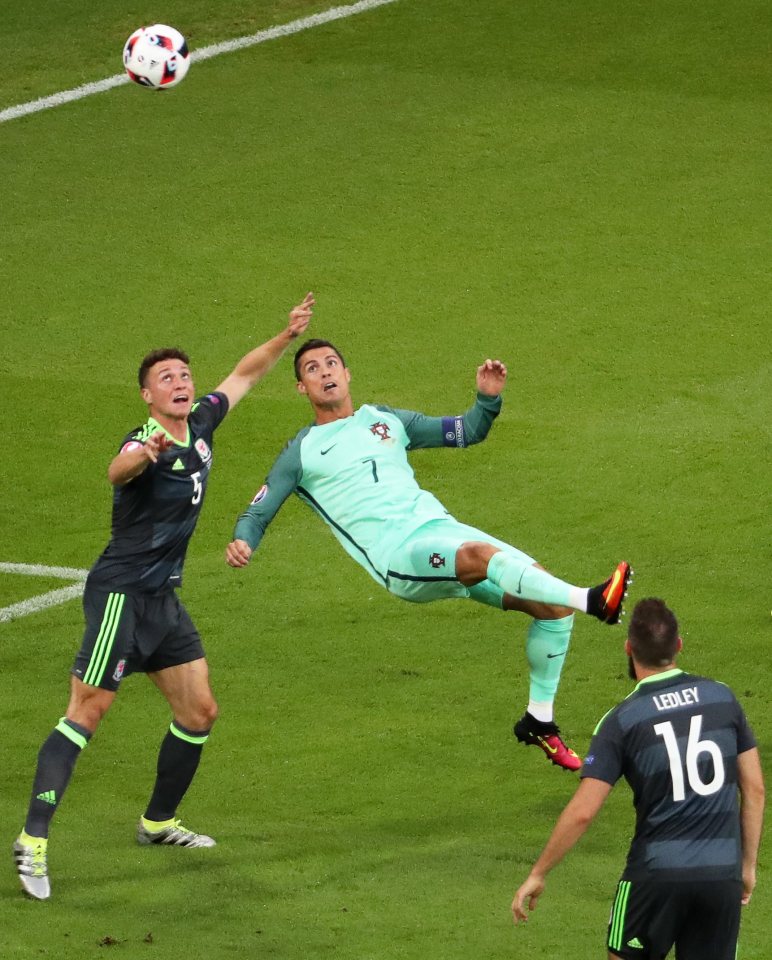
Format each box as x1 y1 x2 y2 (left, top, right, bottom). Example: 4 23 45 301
13 294 314 900
513 598 765 960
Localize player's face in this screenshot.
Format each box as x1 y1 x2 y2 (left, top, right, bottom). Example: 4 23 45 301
296 348 351 408
141 358 195 420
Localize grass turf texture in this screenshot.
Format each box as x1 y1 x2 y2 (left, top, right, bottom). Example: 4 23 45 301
1 1 769 957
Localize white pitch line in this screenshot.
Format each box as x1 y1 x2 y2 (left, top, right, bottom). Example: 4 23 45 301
0 562 89 580
0 0 399 125
0 562 89 623
0 583 86 624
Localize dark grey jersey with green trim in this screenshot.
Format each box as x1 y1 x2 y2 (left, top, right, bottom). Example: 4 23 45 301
88 392 229 593
234 393 501 584
581 669 756 881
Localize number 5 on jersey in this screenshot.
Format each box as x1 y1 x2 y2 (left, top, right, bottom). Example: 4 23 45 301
191 471 203 504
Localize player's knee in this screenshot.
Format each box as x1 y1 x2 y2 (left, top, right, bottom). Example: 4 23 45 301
193 696 218 730
67 691 113 733
542 604 573 620
456 541 499 585
205 697 219 727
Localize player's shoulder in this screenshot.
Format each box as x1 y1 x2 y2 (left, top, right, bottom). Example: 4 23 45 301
592 699 625 737
688 673 744 708
361 402 395 418
286 423 313 449
279 424 313 463
362 403 414 432
190 391 229 418
122 419 155 447
659 671 740 703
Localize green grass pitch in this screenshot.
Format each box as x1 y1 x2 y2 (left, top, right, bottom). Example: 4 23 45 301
0 1 769 957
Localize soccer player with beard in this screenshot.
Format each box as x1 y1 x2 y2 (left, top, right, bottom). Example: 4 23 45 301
513 598 764 960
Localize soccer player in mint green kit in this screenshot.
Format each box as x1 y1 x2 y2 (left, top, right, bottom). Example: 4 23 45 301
227 338 632 771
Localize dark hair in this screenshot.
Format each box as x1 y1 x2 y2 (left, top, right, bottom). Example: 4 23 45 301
293 339 345 380
138 348 190 388
628 598 680 667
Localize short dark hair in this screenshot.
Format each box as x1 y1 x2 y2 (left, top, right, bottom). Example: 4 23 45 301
138 348 190 388
628 598 680 667
293 339 345 380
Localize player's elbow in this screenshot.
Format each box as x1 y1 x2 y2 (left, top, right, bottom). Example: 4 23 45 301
742 778 765 808
571 808 597 831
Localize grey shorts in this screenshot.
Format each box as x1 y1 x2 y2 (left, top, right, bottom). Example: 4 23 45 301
72 586 205 691
384 517 535 606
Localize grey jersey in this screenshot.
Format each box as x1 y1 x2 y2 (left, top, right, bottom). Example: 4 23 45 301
582 669 756 881
88 392 229 593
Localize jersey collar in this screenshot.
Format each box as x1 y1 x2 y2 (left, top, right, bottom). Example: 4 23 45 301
633 667 684 691
147 416 190 448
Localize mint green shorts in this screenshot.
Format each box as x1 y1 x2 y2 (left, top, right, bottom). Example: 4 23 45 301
384 518 535 607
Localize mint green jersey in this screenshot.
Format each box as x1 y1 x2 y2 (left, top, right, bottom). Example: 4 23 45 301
234 393 501 585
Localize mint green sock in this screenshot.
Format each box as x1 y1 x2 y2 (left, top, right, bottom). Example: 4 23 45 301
526 615 574 704
487 552 577 607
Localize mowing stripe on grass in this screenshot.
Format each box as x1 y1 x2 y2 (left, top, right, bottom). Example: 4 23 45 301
0 0 400 125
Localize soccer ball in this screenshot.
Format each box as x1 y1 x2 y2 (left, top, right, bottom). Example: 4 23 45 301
123 25 190 90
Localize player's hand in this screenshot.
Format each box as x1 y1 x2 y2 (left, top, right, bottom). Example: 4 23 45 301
476 359 507 396
142 430 175 463
741 864 756 905
226 539 254 568
288 292 314 338
512 874 545 924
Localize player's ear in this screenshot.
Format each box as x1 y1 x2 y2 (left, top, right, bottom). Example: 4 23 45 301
624 638 632 657
344 367 351 383
140 386 152 404
676 636 683 653
296 380 307 395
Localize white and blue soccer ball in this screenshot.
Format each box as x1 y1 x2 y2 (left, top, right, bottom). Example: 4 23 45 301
123 25 190 90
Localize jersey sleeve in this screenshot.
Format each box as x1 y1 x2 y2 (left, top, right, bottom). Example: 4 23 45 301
734 699 757 754
580 710 625 785
378 392 502 450
190 391 230 433
117 430 147 455
116 428 157 487
232 433 304 551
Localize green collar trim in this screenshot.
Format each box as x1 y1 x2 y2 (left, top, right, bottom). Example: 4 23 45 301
634 668 683 691
148 416 189 448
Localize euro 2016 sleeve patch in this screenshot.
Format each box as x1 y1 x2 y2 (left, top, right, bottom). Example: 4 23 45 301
120 440 144 454
251 484 268 504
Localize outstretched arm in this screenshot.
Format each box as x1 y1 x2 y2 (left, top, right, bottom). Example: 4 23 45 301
215 293 314 410
225 433 305 567
512 777 612 924
390 358 506 450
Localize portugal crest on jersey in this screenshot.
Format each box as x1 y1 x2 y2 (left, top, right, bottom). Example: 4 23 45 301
369 421 391 440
